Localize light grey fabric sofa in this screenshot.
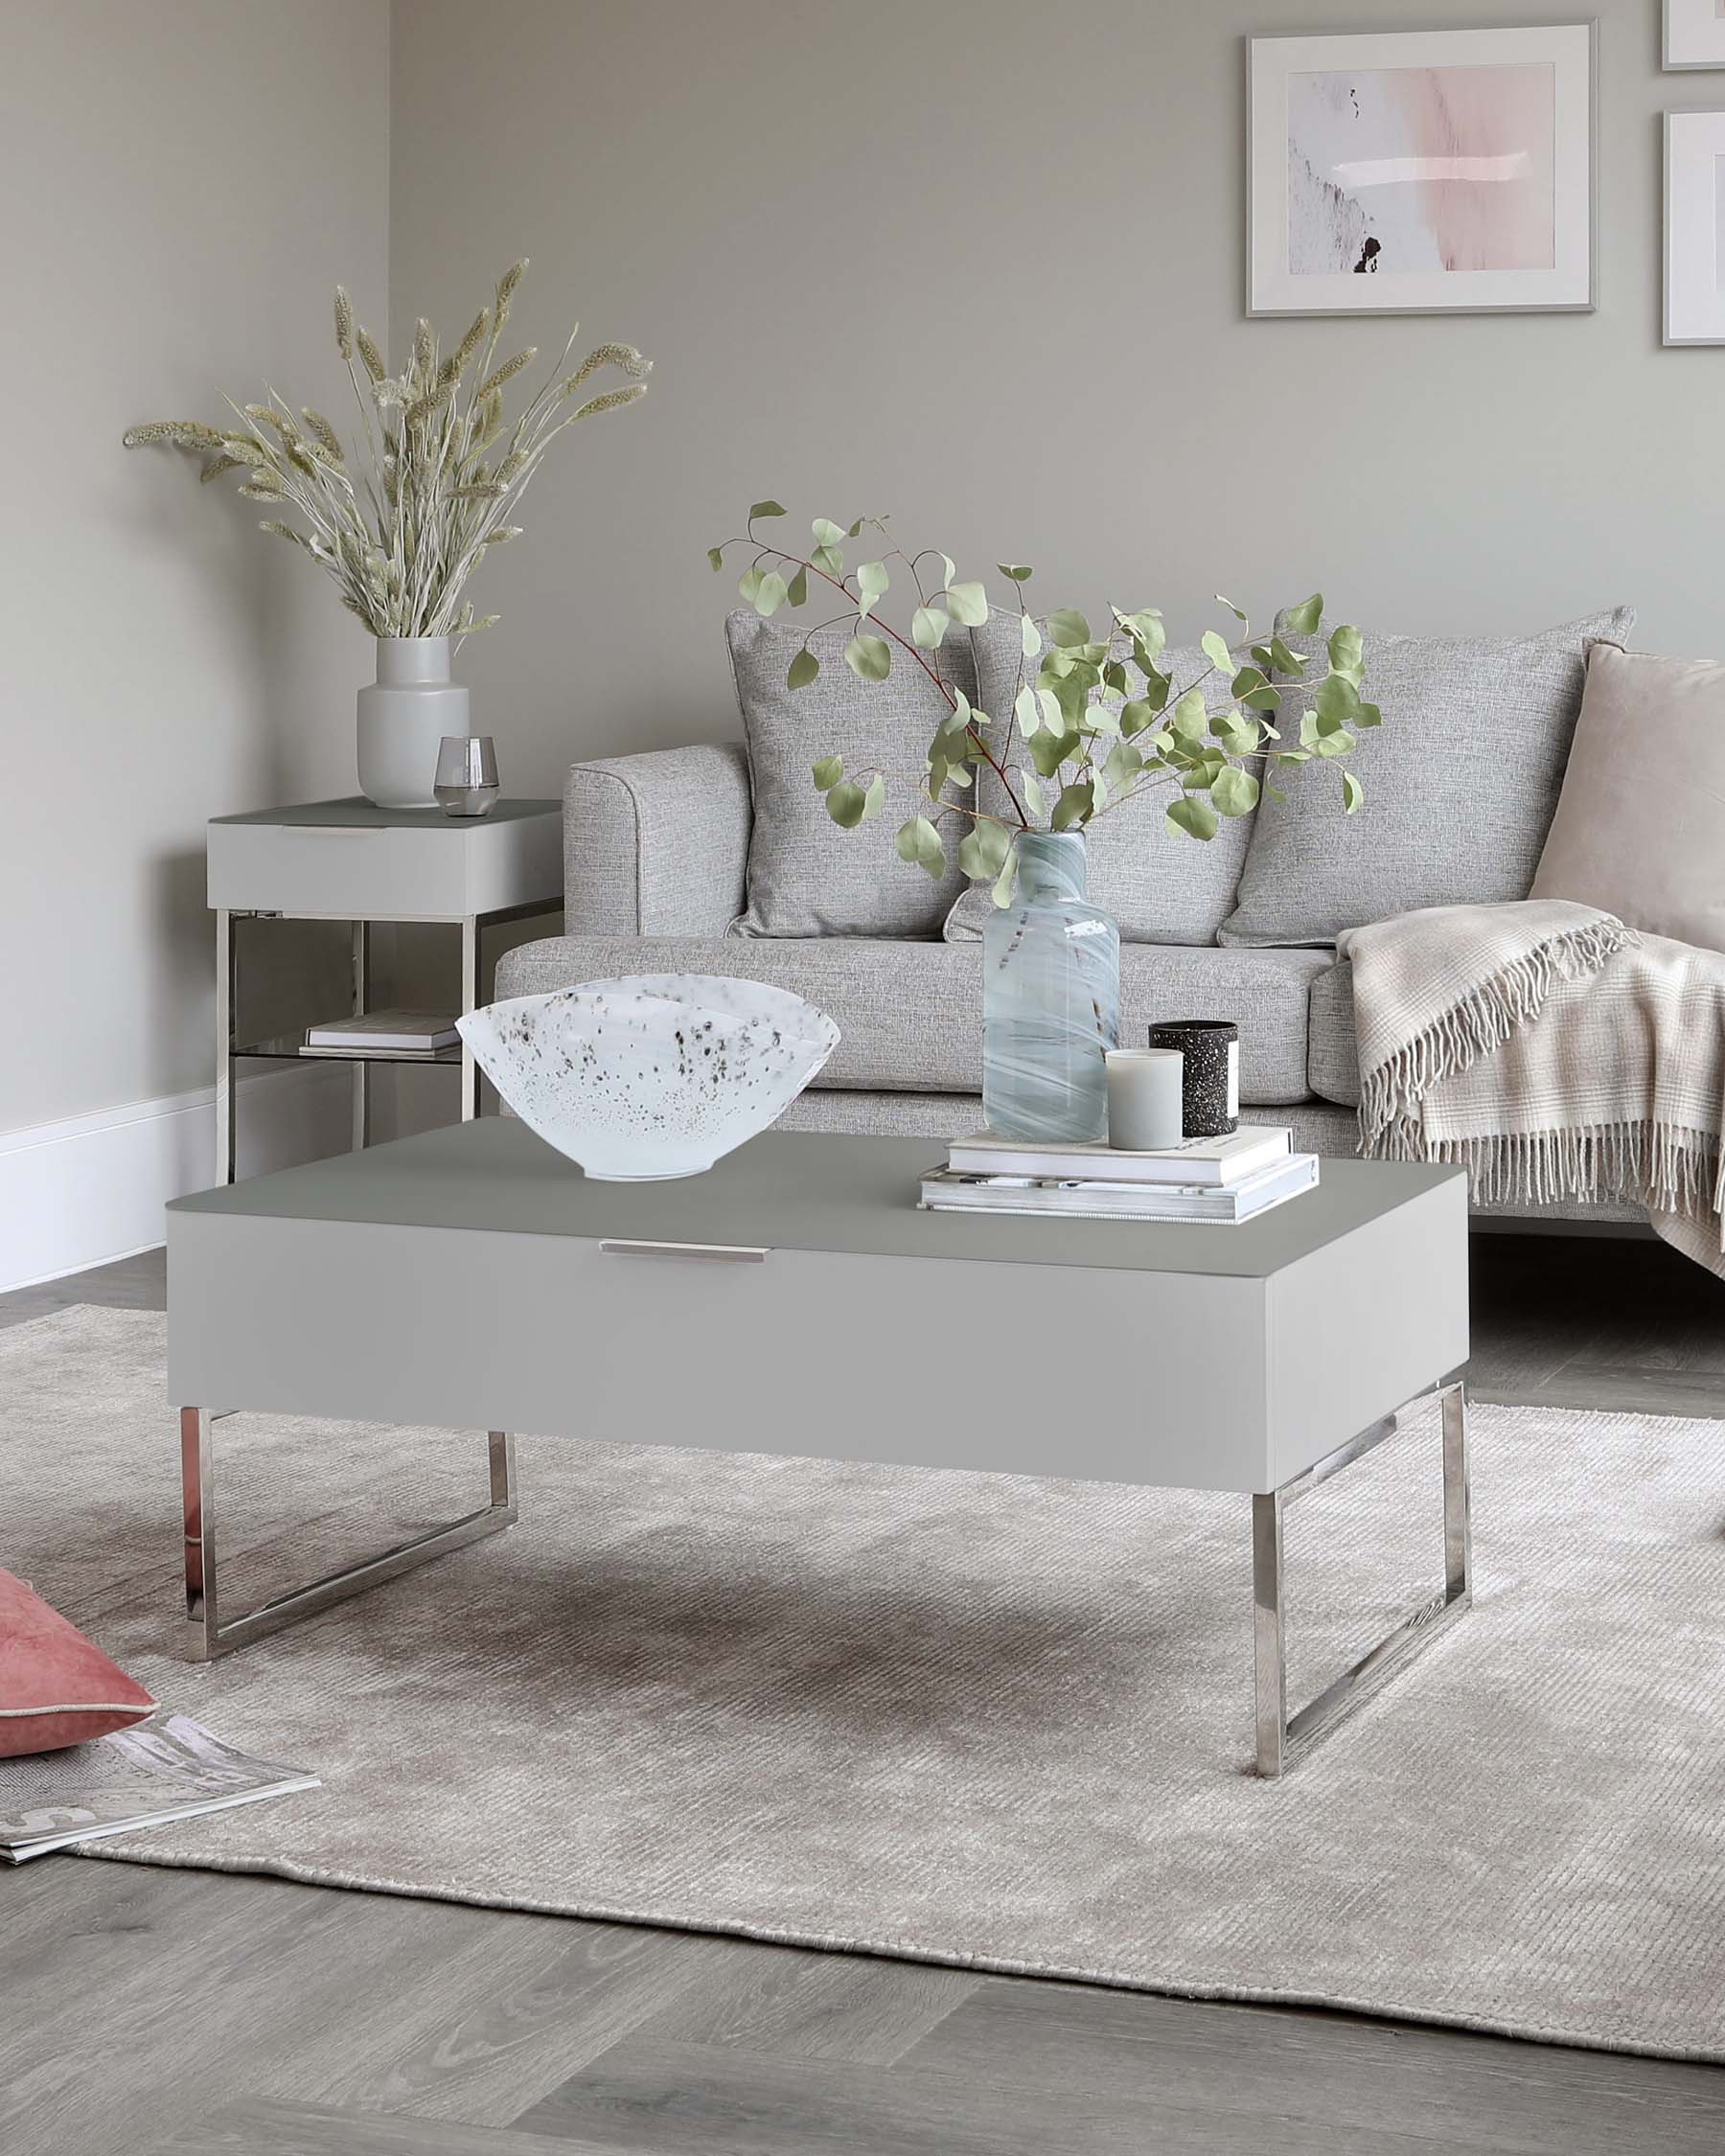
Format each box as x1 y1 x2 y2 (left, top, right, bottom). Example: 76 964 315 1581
494 742 1637 1226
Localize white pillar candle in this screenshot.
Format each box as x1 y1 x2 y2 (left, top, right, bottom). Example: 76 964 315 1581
1106 1047 1185 1152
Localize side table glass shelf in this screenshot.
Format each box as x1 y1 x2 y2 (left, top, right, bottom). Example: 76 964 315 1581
208 796 563 1184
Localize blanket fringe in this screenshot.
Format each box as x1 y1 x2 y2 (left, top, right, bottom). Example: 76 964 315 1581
1358 916 1638 1147
1369 1114 1721 1216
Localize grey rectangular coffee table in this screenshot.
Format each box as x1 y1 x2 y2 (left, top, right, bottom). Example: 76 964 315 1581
167 1122 1470 1776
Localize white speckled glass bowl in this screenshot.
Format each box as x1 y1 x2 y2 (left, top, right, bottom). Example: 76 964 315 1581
456 974 841 1180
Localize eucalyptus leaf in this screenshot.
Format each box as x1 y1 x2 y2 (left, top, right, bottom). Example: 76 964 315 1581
748 499 787 520
1215 592 1249 623
825 780 866 828
811 517 844 546
737 565 764 606
1356 700 1383 728
947 580 989 627
1282 593 1323 634
788 648 820 692
991 848 1020 908
911 605 950 649
847 517 865 538
1267 636 1308 676
1312 726 1354 760
786 564 808 608
1020 769 1046 819
1342 768 1364 814
1047 608 1091 648
812 542 843 576
1166 794 1219 842
844 631 891 680
857 560 889 597
958 819 1011 880
1201 629 1234 675
706 545 724 572
1327 624 1364 684
861 771 886 823
811 752 842 791
1014 683 1041 736
1210 765 1260 817
1036 687 1063 734
1029 726 1080 778
753 569 787 617
1021 613 1042 659
1119 699 1154 738
894 813 947 878
1313 673 1359 732
1170 689 1209 745
997 562 1032 582
1050 780 1092 831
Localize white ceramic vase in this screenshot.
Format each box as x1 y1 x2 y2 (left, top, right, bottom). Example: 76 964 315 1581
356 637 470 810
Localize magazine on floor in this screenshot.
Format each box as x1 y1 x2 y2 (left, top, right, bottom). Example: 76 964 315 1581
0 1713 319 1863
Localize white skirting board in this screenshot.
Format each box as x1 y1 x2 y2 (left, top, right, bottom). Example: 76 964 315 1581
0 1064 352 1294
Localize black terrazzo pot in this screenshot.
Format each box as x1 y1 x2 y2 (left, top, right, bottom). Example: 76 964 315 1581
1147 1020 1239 1137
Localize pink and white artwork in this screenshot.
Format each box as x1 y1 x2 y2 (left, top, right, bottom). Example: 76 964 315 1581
1250 27 1594 317
1287 64 1556 277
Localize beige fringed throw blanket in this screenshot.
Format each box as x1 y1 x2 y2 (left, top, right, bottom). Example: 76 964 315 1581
1338 900 1725 1276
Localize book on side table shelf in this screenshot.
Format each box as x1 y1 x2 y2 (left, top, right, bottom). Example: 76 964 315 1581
923 1125 1316 1224
305 1009 460 1055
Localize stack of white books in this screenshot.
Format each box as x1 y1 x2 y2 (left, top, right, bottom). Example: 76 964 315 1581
304 1010 460 1056
920 1126 1318 1225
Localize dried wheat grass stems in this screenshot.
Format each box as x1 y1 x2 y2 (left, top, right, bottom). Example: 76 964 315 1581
124 261 651 639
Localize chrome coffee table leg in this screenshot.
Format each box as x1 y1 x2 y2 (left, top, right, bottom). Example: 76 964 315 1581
179 1408 518 1661
1254 1379 1470 1778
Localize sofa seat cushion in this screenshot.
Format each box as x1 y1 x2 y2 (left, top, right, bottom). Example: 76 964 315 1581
495 935 1332 1105
1308 959 1361 1107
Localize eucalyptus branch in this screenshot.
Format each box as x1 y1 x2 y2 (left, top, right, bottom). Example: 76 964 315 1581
709 504 1371 894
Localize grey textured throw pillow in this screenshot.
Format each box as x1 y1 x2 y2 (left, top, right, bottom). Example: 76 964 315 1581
945 630 1254 944
1218 607 1636 949
727 608 978 938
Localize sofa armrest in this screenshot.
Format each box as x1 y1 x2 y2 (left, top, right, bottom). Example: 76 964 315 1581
565 742 751 935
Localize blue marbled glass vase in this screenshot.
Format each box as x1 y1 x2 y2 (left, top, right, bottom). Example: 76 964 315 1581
981 831 1120 1142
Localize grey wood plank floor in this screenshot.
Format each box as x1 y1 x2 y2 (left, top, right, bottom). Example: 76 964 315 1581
3 1233 1721 2156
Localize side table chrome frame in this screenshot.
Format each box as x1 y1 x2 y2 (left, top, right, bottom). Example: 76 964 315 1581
1253 1378 1470 1778
179 1408 518 1661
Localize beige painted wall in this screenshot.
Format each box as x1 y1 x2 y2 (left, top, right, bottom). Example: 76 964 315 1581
0 0 390 1134
388 0 1713 803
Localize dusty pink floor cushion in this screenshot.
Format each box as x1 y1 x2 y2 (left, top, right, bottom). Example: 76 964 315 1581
0 1568 155 1756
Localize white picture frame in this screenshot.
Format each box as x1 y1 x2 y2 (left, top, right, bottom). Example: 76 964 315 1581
1248 24 1597 317
1665 0 1725 71
1664 109 1725 342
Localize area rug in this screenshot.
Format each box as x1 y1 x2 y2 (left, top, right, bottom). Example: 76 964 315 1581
6 1305 1723 2062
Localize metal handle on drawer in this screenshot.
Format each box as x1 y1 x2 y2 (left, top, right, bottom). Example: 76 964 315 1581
599 1239 768 1265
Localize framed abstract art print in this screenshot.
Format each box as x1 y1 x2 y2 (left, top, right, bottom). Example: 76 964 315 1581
1249 25 1597 317
1664 109 1725 342
1665 0 1725 71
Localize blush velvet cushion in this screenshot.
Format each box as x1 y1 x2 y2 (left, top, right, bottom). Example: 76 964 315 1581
1531 644 1725 953
0 1568 155 1756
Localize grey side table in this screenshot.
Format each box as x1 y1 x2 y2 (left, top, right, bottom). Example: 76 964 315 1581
205 796 562 1183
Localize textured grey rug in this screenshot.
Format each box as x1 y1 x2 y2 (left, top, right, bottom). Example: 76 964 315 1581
7 1305 1723 2061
